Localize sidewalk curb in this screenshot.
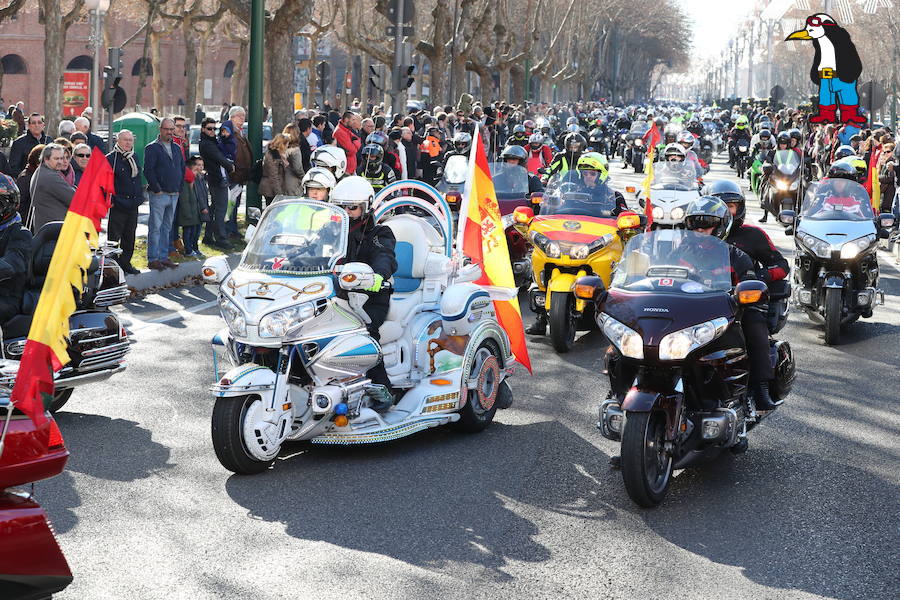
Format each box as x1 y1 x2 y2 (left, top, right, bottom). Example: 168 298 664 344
125 253 242 292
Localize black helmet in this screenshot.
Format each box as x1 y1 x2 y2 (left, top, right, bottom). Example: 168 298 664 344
360 143 384 172
788 128 802 143
499 144 528 165
849 134 862 144
826 158 861 182
776 131 790 146
564 132 586 153
0 173 20 222
707 179 746 226
588 127 603 143
759 129 772 140
366 131 389 149
684 196 733 239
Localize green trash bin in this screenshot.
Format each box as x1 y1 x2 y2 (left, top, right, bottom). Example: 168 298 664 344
112 112 160 166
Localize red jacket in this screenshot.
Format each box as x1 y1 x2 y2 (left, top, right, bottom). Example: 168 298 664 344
526 145 553 175
334 123 361 174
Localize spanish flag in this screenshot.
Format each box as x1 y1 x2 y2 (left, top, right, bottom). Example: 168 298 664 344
457 126 532 373
642 145 656 228
11 152 114 426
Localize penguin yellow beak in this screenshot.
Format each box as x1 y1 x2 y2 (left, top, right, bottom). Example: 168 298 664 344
785 29 813 41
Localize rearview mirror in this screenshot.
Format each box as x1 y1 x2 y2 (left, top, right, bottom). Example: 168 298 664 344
878 212 895 229
202 255 231 284
529 192 543 205
616 212 642 230
247 206 262 221
735 280 769 305
778 209 796 225
513 206 534 225
574 275 608 304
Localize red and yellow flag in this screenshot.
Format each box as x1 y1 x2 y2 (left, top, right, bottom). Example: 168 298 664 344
11 152 114 426
457 126 532 373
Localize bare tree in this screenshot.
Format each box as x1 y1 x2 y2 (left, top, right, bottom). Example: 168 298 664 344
39 0 84 132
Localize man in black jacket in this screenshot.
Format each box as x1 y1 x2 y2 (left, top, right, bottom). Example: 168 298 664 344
0 174 31 325
8 113 51 176
106 130 143 274
198 117 234 249
331 176 398 412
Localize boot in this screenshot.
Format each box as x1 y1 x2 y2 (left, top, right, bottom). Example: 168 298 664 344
758 211 768 223
366 384 394 414
525 313 547 335
753 380 778 412
809 104 837 124
839 104 867 125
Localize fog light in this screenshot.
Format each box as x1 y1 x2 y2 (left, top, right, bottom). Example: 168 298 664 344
315 394 330 409
333 415 349 427
799 289 812 304
857 292 871 306
703 421 720 438
609 413 624 433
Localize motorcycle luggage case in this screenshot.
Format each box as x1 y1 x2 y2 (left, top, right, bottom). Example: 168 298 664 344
440 283 494 336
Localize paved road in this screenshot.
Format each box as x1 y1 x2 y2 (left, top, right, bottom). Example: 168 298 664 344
42 153 899 599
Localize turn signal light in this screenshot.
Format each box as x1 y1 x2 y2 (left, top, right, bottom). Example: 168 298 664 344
625 186 636 193
530 193 544 205
430 378 452 386
446 192 462 204
334 415 349 427
202 267 216 278
574 283 597 300
47 418 66 451
342 273 357 283
737 289 764 304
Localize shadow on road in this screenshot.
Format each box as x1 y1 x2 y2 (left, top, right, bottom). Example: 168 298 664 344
35 471 81 535
647 449 898 600
52 413 174 482
225 420 618 578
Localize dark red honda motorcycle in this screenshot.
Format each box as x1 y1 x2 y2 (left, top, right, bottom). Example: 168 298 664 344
0 381 73 599
575 229 796 507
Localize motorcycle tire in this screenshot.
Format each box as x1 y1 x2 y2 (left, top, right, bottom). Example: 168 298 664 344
737 161 745 179
211 394 277 475
454 340 501 433
48 388 73 414
549 292 576 353
621 410 673 508
824 287 842 345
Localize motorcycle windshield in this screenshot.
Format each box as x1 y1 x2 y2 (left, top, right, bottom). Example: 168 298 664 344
241 200 349 274
630 121 649 135
801 179 875 221
444 155 469 184
488 162 529 196
612 230 733 293
543 171 617 218
774 150 800 175
650 161 698 191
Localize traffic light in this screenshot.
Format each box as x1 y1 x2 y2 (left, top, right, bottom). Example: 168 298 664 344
107 46 124 80
404 65 415 89
369 65 383 91
102 46 126 113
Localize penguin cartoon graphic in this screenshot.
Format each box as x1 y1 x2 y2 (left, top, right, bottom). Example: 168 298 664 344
785 14 865 125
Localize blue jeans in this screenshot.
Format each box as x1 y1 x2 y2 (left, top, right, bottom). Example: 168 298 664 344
147 192 178 262
819 78 859 106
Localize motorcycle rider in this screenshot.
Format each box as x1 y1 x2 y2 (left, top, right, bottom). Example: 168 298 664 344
676 132 705 179
495 145 543 194
330 176 398 412
356 143 397 193
728 115 752 168
419 125 445 185
682 196 779 411
311 146 348 181
576 153 627 215
0 174 31 326
301 167 337 202
544 132 586 178
750 128 773 157
506 124 529 148
526 133 554 175
444 131 472 162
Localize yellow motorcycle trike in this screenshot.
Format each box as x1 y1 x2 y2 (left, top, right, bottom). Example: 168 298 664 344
514 174 643 352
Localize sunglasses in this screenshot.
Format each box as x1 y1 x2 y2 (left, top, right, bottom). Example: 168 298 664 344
806 16 835 27
204 126 215 131
344 204 361 211
75 153 90 158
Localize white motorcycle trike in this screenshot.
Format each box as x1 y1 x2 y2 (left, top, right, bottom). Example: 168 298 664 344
203 188 518 474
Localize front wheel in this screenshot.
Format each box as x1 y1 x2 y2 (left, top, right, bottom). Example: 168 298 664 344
824 287 843 345
48 388 74 414
549 292 576 353
211 394 279 474
455 341 501 432
621 411 673 507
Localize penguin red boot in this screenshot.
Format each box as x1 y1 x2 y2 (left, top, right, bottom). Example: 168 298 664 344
839 104 867 125
809 104 837 123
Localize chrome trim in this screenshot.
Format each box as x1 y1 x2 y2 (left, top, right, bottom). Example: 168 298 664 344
80 340 130 357
56 364 126 387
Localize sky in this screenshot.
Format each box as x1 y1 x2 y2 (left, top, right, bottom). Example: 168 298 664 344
679 0 755 56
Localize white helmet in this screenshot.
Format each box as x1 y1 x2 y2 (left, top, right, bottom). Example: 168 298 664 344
330 175 375 213
301 167 337 193
311 145 347 179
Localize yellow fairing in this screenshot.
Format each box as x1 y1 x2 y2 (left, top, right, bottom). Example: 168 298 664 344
545 269 588 312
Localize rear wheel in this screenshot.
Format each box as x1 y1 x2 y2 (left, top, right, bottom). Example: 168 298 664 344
48 388 73 414
455 342 501 432
211 394 278 474
549 292 576 353
824 287 842 345
621 411 673 508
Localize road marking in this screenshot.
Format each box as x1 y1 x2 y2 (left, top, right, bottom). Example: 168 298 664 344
126 300 219 334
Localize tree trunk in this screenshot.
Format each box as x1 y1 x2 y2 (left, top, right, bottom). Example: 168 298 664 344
267 22 297 132
150 31 164 112
510 65 524 103
183 18 198 116
230 38 248 106
308 34 319 108
135 1 157 109
41 0 66 133
498 66 511 103
360 52 370 113
194 29 211 110
477 69 492 103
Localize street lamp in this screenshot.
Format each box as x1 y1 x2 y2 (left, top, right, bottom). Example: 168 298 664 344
84 0 110 127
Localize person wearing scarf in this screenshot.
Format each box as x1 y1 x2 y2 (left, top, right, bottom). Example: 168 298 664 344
106 130 144 274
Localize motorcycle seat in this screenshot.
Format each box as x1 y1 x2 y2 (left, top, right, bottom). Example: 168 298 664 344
28 221 64 290
384 215 443 294
0 314 33 340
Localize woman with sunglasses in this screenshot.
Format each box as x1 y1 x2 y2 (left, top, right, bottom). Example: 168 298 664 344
71 143 91 187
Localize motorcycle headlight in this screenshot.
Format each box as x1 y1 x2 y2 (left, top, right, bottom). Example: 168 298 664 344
219 294 247 336
840 234 876 259
776 179 789 191
738 145 748 152
620 133 627 140
570 234 614 259
704 135 712 141
259 303 317 338
599 314 643 359
798 232 832 259
670 206 685 221
652 206 665 220
531 231 561 258
634 138 643 147
658 317 729 361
